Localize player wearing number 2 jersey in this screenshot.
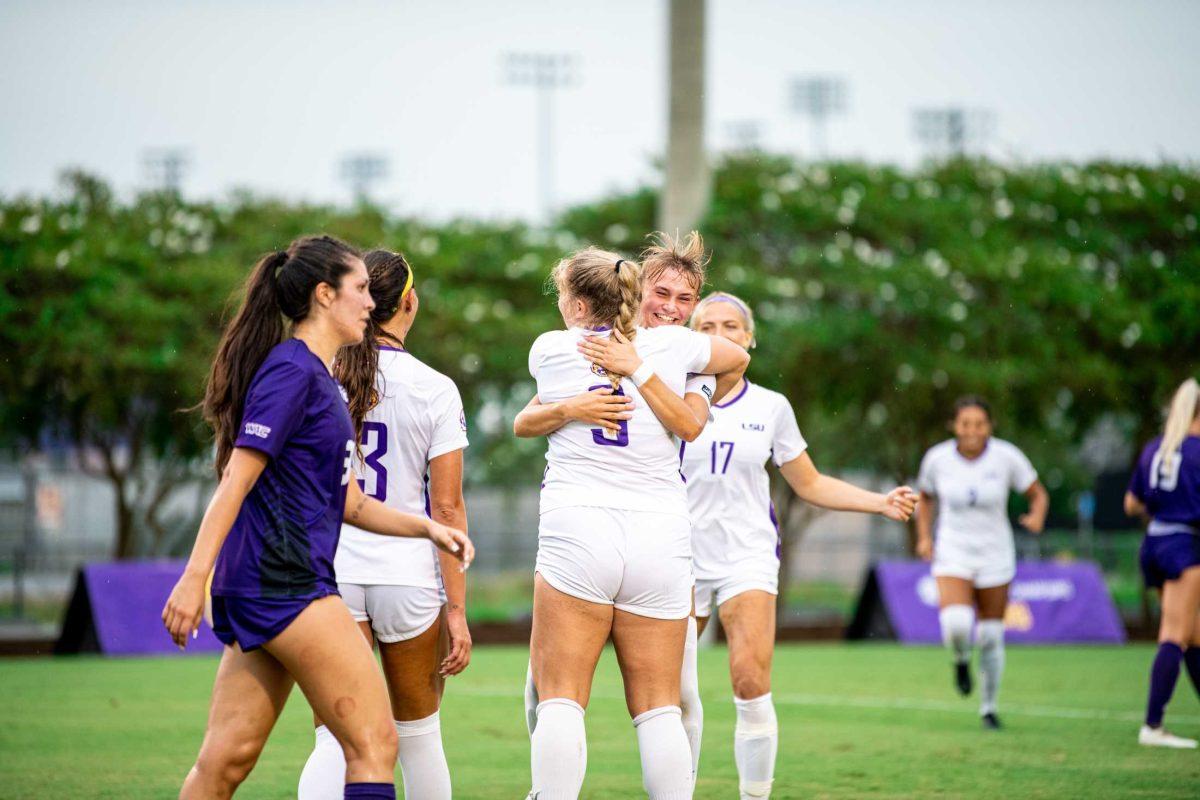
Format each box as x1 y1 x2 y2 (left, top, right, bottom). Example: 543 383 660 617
678 293 916 800
299 250 470 799
523 246 749 800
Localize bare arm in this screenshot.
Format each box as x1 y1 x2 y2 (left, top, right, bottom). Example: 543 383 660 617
1124 491 1147 520
703 335 751 402
345 478 474 566
513 391 634 438
428 449 472 676
778 452 917 521
162 447 268 648
916 491 937 560
1018 480 1050 534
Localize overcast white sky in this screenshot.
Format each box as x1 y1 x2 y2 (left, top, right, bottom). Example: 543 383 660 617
1 0 1197 220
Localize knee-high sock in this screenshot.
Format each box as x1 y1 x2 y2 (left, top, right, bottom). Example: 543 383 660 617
396 712 451 800
530 699 587 800
976 620 1005 716
298 725 346 800
1182 646 1200 699
524 661 540 737
939 604 974 664
679 616 704 778
632 706 693 800
733 693 777 799
1146 642 1185 728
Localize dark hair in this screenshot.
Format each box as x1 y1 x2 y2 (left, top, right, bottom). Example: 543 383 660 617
335 249 413 438
202 235 358 474
952 394 992 423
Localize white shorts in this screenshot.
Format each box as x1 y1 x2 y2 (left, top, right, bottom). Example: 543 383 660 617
536 506 693 620
338 583 444 643
932 539 1015 589
694 572 778 619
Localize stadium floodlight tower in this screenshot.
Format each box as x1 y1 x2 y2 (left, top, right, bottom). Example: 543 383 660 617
788 75 848 161
340 154 390 206
502 52 580 224
724 119 764 153
142 148 190 195
913 107 996 160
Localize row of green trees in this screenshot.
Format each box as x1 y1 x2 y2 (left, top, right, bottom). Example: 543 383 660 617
1 158 1197 557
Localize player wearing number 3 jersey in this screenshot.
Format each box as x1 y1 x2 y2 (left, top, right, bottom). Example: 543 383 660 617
523 245 749 800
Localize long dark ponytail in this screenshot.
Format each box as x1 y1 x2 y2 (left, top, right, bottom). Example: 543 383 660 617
335 249 413 438
203 235 358 474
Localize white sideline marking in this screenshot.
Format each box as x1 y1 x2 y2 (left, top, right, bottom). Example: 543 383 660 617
454 686 1200 726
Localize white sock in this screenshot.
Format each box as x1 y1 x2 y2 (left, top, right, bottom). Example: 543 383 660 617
396 711 451 800
632 705 694 800
733 693 777 799
939 604 975 664
297 725 346 800
977 620 1006 715
524 661 540 737
529 698 587 800
679 616 704 779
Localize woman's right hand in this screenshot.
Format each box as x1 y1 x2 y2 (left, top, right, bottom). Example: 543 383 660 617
915 537 933 562
561 387 635 433
162 570 207 650
428 522 475 571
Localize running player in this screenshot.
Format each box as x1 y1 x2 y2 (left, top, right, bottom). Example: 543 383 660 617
915 396 1048 730
524 246 749 799
591 291 916 800
161 236 472 800
515 233 714 776
298 250 470 798
1125 377 1200 748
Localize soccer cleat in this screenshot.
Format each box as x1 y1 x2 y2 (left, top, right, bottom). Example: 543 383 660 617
1138 725 1198 749
955 662 973 696
981 712 1001 731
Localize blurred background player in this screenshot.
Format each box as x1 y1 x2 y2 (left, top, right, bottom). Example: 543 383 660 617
673 292 916 799
522 246 748 799
299 250 471 797
515 232 715 777
915 396 1048 730
1125 377 1200 749
161 236 472 800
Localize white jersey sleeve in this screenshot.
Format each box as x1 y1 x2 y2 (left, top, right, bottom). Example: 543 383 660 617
770 395 808 466
1001 441 1038 492
916 447 939 495
428 382 469 460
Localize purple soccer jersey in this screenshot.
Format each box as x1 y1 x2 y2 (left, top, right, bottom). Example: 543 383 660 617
1128 435 1200 527
211 338 355 599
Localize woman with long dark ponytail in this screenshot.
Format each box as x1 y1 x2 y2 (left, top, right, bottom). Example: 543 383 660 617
161 235 473 800
298 250 471 799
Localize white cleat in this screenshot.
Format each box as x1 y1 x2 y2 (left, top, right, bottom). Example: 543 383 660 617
1139 725 1198 749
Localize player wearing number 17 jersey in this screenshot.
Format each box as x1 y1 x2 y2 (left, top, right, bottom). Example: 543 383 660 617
299 250 470 800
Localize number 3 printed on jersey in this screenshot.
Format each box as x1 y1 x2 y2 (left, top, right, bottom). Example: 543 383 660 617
358 421 389 500
588 383 629 447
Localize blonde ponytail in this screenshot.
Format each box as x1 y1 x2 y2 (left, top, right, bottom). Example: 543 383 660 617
1157 377 1200 480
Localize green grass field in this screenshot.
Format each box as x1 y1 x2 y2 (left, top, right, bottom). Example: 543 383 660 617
1 644 1198 799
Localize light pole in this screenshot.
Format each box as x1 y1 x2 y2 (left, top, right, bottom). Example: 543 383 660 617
913 107 996 159
142 148 190 194
340 154 390 205
789 75 848 160
503 52 579 224
724 120 764 153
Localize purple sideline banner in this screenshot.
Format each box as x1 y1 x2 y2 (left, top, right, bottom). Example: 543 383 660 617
874 560 1126 644
70 561 224 656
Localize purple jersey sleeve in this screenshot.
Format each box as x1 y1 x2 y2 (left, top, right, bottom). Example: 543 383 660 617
1127 442 1151 501
234 359 312 460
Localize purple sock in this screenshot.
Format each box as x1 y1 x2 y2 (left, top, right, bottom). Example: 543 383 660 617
1185 647 1200 698
344 783 396 799
1146 641 1184 728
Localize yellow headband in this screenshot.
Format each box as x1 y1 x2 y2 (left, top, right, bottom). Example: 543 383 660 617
400 265 415 300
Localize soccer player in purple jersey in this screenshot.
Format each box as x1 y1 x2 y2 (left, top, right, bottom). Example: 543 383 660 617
1125 377 1200 748
161 236 472 800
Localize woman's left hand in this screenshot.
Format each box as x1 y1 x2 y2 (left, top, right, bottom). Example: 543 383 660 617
578 330 642 377
881 487 919 522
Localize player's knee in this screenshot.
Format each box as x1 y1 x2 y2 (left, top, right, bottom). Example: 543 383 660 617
340 718 399 769
730 664 770 700
195 739 261 791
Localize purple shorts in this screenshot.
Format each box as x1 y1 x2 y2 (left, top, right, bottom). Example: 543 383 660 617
211 591 337 652
1140 533 1200 589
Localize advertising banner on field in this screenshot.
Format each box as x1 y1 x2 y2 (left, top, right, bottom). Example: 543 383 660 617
56 561 224 656
852 560 1126 644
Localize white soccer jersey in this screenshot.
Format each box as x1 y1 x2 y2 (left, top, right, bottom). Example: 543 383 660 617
917 437 1037 555
681 382 808 581
530 325 713 518
335 347 469 587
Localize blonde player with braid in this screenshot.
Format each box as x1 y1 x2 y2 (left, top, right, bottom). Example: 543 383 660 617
523 247 748 800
